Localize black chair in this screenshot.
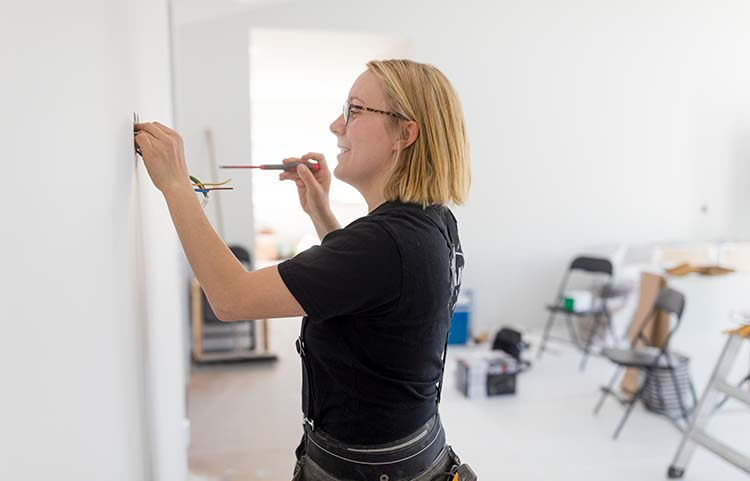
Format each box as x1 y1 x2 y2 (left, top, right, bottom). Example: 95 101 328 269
537 256 620 370
593 287 697 439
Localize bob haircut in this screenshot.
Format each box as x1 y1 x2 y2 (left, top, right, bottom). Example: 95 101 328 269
367 59 471 207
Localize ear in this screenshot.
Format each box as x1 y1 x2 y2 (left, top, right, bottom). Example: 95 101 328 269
397 120 419 150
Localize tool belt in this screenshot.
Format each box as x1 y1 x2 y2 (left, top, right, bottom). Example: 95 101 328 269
301 414 447 480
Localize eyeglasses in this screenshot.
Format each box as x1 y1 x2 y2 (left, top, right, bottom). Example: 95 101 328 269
342 100 410 125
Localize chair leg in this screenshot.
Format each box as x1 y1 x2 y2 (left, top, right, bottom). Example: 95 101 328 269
564 313 579 348
594 366 622 415
689 377 699 410
613 370 650 440
668 368 691 426
579 314 600 371
604 310 617 345
537 311 557 359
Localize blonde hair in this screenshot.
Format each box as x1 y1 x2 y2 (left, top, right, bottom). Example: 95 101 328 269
367 59 471 207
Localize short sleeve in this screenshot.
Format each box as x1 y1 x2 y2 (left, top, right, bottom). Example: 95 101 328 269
277 220 402 320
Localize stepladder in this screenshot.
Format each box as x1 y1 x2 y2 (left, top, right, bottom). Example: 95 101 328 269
667 323 750 479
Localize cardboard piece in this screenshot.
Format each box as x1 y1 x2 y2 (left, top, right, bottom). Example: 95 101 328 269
620 272 669 395
665 263 734 277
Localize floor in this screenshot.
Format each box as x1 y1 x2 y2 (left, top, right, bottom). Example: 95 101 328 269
187 318 749 481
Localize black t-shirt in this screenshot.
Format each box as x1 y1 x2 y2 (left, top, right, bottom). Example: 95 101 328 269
278 200 463 445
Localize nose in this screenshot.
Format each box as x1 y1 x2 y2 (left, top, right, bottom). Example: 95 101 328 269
330 113 345 137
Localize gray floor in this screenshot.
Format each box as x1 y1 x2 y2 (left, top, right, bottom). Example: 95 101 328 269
188 318 749 481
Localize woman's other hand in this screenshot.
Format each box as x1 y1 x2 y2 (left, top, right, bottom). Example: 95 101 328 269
279 153 332 218
134 122 191 193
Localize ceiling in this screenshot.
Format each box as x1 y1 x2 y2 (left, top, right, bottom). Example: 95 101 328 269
171 0 302 26
250 28 410 100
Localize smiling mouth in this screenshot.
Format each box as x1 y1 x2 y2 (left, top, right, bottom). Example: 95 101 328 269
338 147 350 154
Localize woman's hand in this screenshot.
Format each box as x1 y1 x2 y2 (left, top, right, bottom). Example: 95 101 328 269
134 122 191 193
279 152 332 218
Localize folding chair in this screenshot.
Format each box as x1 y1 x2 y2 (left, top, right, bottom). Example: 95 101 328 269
537 256 619 370
593 287 697 439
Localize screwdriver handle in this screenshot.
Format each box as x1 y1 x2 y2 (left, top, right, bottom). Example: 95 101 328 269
219 161 321 172
262 161 320 173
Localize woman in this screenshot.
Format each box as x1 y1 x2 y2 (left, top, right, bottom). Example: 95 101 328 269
135 59 473 481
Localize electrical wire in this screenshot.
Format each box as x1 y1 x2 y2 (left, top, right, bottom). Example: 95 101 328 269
189 174 233 207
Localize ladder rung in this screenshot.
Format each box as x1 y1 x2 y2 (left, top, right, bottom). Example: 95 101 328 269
689 429 750 473
713 380 750 405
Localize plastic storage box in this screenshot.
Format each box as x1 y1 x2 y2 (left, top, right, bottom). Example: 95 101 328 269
455 350 519 398
448 289 473 345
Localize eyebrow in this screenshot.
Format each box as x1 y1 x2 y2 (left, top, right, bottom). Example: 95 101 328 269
348 96 366 105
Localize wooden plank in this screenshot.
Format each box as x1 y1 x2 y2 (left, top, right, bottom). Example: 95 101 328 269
193 351 278 363
261 319 270 353
191 277 204 359
621 272 667 395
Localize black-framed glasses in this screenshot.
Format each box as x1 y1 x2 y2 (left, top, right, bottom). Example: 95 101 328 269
342 100 410 125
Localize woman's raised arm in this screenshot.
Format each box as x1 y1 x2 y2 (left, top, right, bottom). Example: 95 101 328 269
135 121 305 321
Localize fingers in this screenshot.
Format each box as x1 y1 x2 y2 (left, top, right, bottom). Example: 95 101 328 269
153 121 183 143
134 131 155 157
301 152 328 170
152 121 177 136
279 157 301 181
279 155 328 183
297 163 322 193
134 122 169 141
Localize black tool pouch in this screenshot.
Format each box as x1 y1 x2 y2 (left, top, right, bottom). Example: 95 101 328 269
444 446 477 481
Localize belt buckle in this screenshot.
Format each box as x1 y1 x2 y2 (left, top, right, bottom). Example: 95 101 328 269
304 417 315 431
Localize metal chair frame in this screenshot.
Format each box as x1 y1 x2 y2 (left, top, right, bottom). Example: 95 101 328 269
537 256 618 370
593 287 698 439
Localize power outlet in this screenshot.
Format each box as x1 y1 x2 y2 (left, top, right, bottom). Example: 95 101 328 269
133 112 142 156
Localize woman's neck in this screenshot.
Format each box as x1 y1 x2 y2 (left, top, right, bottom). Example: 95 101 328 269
365 192 387 214
357 181 388 214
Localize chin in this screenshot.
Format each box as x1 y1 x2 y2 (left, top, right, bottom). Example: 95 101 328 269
333 167 360 191
333 164 344 181
333 163 354 182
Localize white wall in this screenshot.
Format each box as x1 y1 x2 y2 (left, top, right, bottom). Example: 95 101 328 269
174 20 256 253
174 0 750 334
1 1 187 480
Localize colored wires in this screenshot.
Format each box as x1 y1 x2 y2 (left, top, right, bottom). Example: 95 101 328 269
190 175 234 207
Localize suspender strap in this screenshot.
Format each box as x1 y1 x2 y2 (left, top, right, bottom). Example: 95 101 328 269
436 335 451 404
296 318 316 430
430 207 462 406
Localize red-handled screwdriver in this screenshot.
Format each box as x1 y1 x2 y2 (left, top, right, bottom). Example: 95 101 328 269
220 161 320 173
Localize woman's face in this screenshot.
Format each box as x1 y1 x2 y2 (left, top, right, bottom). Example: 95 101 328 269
330 70 398 190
